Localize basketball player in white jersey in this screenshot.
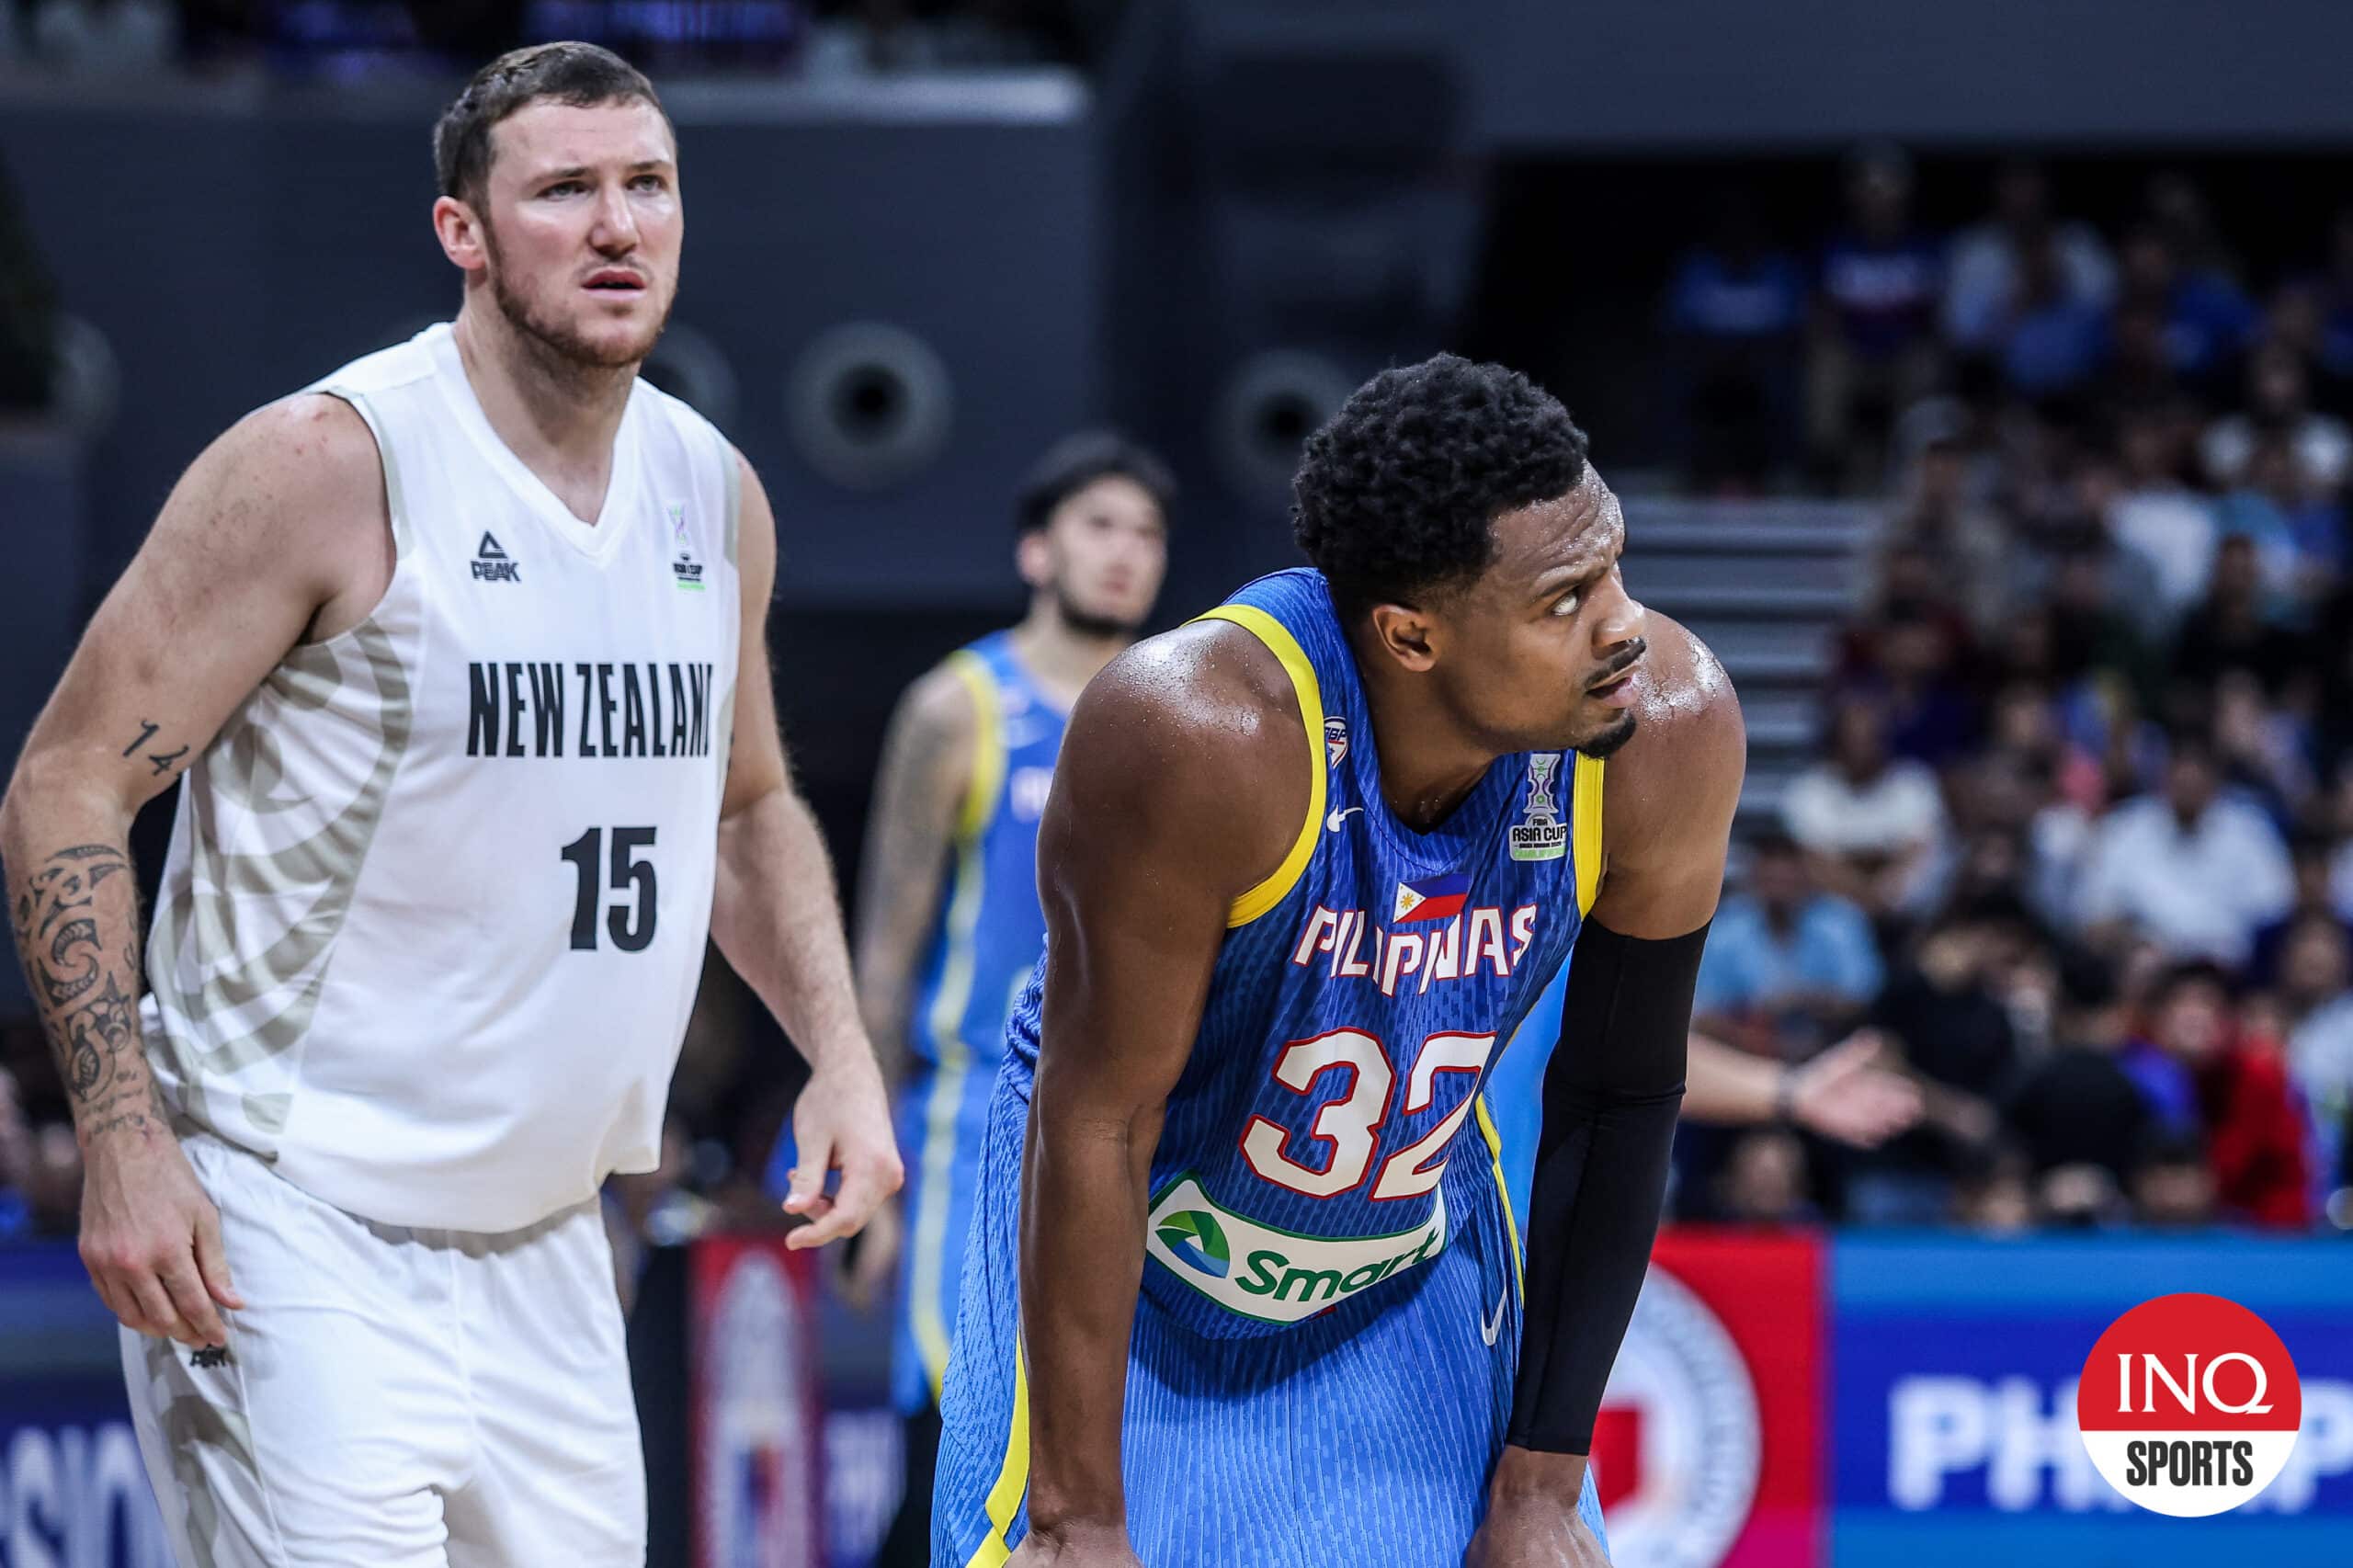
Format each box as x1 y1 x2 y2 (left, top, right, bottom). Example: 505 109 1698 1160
0 41 898 1565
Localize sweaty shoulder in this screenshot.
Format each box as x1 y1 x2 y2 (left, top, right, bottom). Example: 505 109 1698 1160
1593 615 1745 928
1047 619 1312 911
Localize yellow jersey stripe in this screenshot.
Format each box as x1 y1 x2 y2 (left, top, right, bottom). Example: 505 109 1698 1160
961 1341 1032 1568
911 651 1004 1398
1475 1095 1525 1302
1572 753 1606 916
1191 605 1326 928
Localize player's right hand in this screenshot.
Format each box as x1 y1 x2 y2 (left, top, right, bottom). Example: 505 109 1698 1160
78 1123 244 1349
832 1192 901 1312
1787 1029 1924 1148
1005 1520 1146 1568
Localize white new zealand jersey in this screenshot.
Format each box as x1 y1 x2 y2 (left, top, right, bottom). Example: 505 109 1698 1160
141 323 742 1232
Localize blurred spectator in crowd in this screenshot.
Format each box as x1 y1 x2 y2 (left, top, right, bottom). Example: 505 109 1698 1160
1807 144 1943 490
2077 730 2293 966
2109 413 2218 620
1693 832 1883 1056
1987 225 2109 401
2211 669 2313 829
2010 461 2171 679
2203 343 2353 500
2281 917 2353 1202
2101 302 2185 419
2250 836 2353 986
1945 160 2117 351
2169 536 2310 722
1848 596 1979 769
1714 1129 1820 1224
1853 900 2018 1224
2189 980 2312 1228
2218 438 2347 609
1664 198 1805 492
1951 1144 2036 1233
0 1063 82 1240
2132 1128 2221 1229
2115 222 2258 392
1866 435 2010 637
1783 690 1949 918
2146 173 2241 288
0 1066 33 1241
2003 954 2153 1195
2118 961 2220 1134
28 0 179 70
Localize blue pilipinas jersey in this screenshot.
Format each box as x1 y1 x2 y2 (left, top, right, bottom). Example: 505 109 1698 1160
900 633 1065 1410
998 569 1605 1338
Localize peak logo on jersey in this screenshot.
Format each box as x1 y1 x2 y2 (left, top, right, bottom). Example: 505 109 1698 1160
1392 872 1471 925
668 504 705 591
1324 715 1349 770
1510 753 1568 862
472 531 520 584
1154 1209 1232 1278
1144 1176 1447 1324
2076 1291 2302 1517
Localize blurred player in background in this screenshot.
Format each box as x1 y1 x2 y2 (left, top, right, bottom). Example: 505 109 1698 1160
0 41 897 1566
934 356 1745 1568
809 432 1172 1568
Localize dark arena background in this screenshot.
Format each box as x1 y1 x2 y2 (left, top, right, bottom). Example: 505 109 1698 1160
4 3 2353 1564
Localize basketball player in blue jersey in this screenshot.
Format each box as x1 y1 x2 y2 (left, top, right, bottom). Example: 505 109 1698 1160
932 355 1745 1568
837 433 1173 1568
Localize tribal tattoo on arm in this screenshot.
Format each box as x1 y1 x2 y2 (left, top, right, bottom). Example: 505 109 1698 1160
8 842 165 1141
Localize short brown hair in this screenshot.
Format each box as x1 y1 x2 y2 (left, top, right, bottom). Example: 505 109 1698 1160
433 42 669 207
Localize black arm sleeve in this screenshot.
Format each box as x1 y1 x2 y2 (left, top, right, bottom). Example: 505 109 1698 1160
1506 917 1708 1454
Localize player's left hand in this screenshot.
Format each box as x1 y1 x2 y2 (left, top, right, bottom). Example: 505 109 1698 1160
782 1051 903 1249
1466 1449 1611 1567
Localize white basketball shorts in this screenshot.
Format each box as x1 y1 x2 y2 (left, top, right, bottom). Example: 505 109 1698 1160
119 1131 645 1566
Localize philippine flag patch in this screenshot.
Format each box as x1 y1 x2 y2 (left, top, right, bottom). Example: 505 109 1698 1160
1392 871 1471 925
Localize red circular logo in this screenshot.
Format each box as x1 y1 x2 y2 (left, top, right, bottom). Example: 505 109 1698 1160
2076 1292 2302 1517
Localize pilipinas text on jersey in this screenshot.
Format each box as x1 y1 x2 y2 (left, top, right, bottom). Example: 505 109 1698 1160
1000 569 1603 1338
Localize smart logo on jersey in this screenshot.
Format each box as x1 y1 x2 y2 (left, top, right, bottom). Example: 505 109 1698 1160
668 504 705 591
472 531 520 583
1324 715 1349 770
2076 1291 2302 1517
1510 753 1568 861
1154 1209 1232 1278
1144 1176 1448 1324
1392 871 1471 925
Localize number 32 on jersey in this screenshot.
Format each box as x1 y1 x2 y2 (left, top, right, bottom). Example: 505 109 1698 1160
1241 1028 1495 1200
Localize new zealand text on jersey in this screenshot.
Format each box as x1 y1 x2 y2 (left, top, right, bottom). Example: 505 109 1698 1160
465 661 716 759
1290 903 1539 998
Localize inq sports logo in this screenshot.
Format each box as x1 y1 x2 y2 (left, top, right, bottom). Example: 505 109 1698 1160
2077 1292 2302 1517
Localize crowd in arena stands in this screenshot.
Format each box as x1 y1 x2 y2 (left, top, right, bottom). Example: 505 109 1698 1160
0 0 1107 75
1678 153 2353 1237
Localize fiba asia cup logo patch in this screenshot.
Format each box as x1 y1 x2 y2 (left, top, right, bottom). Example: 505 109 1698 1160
2076 1292 2302 1517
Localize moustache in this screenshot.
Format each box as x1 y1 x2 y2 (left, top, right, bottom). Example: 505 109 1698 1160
1586 639 1648 691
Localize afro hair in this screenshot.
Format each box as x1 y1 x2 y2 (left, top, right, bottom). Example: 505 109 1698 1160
1291 354 1588 618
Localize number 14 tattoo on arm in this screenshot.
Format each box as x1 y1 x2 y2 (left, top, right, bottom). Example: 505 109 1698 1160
121 720 188 778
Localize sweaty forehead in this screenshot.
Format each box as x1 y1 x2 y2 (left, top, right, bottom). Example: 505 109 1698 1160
1485 471 1618 585
491 99 676 181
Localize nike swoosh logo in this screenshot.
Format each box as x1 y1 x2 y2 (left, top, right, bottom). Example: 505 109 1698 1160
1325 805 1364 832
1482 1286 1508 1346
